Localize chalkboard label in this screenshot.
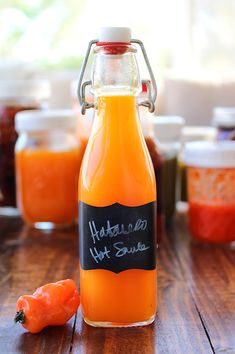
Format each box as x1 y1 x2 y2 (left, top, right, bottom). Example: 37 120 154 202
79 201 156 273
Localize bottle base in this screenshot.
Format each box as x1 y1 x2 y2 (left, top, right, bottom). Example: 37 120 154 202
84 314 155 328
0 207 20 217
32 221 76 230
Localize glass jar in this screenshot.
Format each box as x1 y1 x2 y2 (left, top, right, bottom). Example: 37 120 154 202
139 105 164 242
184 141 235 245
0 80 50 215
179 126 216 202
212 107 235 141
15 110 83 229
152 116 184 225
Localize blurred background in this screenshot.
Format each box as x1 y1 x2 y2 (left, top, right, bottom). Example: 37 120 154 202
0 0 235 124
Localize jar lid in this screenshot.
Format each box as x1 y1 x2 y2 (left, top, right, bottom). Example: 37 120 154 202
182 126 216 143
213 107 235 128
0 80 50 101
98 27 131 43
183 141 235 168
152 116 185 142
15 110 77 132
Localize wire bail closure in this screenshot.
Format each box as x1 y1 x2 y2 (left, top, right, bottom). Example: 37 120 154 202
77 39 157 114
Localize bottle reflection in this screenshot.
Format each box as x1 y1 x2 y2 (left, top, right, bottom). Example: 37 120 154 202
72 319 156 354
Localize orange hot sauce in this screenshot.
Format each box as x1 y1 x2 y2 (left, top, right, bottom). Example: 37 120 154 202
189 202 235 244
16 148 82 225
186 161 235 244
79 95 157 326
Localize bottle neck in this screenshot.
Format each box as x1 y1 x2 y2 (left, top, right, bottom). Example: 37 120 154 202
91 44 141 97
90 44 144 146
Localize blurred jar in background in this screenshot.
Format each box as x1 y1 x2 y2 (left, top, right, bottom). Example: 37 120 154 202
178 126 216 202
15 110 82 230
71 80 94 153
0 80 50 215
152 116 184 226
212 107 235 141
139 105 164 243
184 141 235 245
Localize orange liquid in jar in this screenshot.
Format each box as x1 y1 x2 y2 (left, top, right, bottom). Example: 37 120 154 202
16 148 82 225
79 95 157 325
189 202 235 243
187 166 235 243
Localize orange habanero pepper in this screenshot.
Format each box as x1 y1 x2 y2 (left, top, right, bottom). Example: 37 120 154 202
14 279 80 333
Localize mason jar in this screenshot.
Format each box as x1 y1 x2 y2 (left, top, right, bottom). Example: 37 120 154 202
15 110 83 229
184 141 235 245
0 80 50 215
179 126 216 202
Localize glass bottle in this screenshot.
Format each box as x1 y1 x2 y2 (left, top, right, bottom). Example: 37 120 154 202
152 116 184 225
78 27 157 327
139 86 164 242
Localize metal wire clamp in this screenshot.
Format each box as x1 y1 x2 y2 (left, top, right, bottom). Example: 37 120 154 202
77 39 157 114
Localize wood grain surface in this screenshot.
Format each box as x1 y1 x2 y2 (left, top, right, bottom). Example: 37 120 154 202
0 213 234 354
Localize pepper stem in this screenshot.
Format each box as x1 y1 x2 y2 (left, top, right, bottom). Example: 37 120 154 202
14 309 25 324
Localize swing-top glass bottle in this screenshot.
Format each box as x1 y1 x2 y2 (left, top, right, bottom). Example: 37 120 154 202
78 27 157 327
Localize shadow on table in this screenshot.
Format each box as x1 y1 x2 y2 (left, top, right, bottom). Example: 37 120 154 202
16 323 74 353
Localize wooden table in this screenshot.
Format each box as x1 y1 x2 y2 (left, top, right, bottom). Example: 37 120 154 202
0 213 235 354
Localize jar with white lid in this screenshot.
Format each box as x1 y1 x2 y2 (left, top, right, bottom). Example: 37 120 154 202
212 107 235 141
183 141 235 244
181 126 216 144
152 116 185 224
179 126 216 202
0 80 50 215
15 110 83 229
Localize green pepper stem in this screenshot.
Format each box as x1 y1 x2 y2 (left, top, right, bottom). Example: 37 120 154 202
14 309 25 324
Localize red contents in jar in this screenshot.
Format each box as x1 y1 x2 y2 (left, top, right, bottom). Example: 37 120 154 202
189 202 235 244
0 105 37 207
96 42 129 54
145 137 164 242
